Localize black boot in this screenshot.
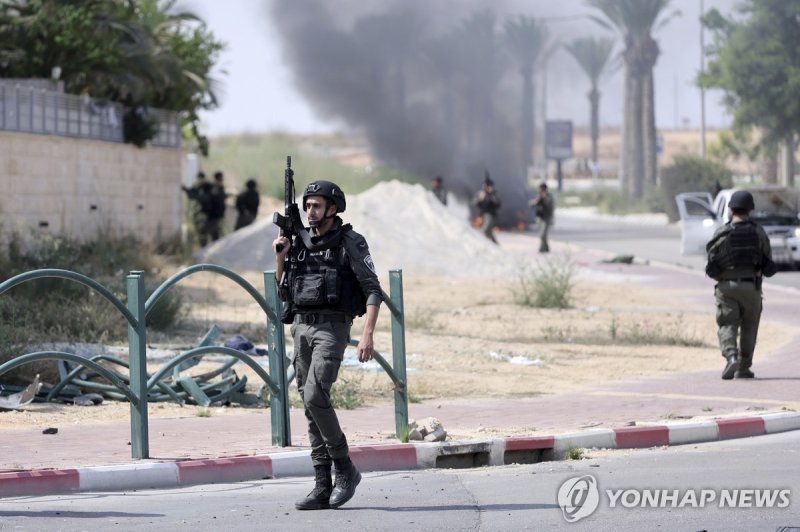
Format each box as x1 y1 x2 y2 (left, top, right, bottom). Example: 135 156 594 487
295 465 332 511
330 457 361 509
721 354 739 380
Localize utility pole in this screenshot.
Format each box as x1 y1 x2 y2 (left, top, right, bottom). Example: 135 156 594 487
700 0 707 158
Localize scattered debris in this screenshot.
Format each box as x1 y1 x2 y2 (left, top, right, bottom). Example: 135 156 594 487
1 328 271 408
408 416 447 442
602 255 635 264
0 375 41 411
223 335 267 356
42 427 58 435
489 352 546 366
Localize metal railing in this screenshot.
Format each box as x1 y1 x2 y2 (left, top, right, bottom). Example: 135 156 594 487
0 265 408 459
0 80 181 148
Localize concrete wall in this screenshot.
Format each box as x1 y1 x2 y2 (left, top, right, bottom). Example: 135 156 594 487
0 131 183 242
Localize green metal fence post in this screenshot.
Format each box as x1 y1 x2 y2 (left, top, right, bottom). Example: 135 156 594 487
127 271 149 458
265 270 291 447
389 269 409 442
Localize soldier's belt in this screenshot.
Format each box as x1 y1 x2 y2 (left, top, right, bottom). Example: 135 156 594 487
293 313 349 325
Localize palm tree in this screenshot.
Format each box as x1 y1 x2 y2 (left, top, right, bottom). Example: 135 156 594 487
504 14 547 178
564 36 615 166
587 0 676 198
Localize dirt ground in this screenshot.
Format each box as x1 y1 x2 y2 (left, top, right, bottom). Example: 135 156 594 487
2 247 796 432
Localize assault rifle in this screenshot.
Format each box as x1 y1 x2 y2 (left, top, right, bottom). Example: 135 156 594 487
273 156 303 252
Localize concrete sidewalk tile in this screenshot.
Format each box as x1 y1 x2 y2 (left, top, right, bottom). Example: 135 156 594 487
350 444 417 472
0 469 79 497
761 412 800 434
78 463 178 492
614 426 669 448
716 417 766 440
667 420 719 445
269 450 313 478
553 429 616 454
176 456 271 486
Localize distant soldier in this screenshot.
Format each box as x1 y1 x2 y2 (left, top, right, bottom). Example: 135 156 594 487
705 190 777 380
235 178 260 230
207 170 228 242
530 182 555 253
181 171 213 246
431 176 447 206
473 173 501 244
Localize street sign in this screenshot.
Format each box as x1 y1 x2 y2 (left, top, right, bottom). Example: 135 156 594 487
545 120 573 160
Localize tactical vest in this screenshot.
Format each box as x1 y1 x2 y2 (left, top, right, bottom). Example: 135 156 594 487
706 221 762 277
286 226 367 318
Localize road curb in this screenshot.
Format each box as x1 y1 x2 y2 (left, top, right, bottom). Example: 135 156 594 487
2 412 799 498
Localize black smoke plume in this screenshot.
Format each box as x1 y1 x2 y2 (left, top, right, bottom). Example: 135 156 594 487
270 0 546 225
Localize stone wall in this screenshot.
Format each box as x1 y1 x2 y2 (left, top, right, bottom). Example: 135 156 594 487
0 131 183 243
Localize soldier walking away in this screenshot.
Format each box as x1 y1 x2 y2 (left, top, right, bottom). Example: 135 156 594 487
273 180 382 510
206 170 228 242
235 178 260 230
705 190 776 380
473 173 501 244
181 171 213 246
431 175 447 206
530 182 555 253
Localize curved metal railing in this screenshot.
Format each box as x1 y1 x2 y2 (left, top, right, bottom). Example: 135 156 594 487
0 265 408 455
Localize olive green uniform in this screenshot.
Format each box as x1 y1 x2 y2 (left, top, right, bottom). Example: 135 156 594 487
534 194 554 252
706 218 775 371
283 218 382 467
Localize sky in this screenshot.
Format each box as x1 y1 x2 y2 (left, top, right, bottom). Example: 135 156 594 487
187 0 738 137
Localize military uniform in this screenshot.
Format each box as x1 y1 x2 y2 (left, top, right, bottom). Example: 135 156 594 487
532 185 554 253
281 217 382 467
274 179 381 510
473 177 501 244
705 193 776 379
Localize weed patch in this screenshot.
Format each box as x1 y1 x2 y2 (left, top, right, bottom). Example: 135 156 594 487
511 257 577 309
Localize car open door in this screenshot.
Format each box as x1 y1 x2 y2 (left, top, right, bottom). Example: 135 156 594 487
675 192 716 255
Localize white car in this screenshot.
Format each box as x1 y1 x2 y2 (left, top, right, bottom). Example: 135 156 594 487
675 186 800 267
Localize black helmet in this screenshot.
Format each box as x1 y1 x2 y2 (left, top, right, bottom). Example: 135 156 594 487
728 190 755 211
302 180 346 213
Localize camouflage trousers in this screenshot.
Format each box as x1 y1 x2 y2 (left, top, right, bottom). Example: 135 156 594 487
538 218 551 252
291 320 351 467
715 280 762 370
481 213 498 244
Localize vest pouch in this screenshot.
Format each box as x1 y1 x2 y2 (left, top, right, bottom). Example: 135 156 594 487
280 301 295 324
293 274 325 306
325 269 340 304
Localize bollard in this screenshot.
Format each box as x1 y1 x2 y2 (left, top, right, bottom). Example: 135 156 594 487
265 271 291 446
127 271 149 459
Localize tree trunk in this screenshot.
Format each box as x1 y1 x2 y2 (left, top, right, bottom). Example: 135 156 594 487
781 135 795 187
762 148 778 184
589 86 600 164
620 68 633 194
521 69 534 178
629 74 645 199
643 71 657 186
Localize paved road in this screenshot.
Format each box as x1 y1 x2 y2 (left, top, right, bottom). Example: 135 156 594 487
3 431 798 531
552 210 800 291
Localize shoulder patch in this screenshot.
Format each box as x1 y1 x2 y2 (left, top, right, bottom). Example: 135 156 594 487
364 255 376 273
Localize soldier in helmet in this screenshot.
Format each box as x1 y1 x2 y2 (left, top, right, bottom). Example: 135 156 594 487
472 173 502 244
705 190 777 380
272 180 382 510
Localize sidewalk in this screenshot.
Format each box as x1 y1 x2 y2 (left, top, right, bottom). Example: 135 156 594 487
2 233 799 497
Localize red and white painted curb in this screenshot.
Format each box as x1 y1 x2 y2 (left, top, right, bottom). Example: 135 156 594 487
2 412 799 498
